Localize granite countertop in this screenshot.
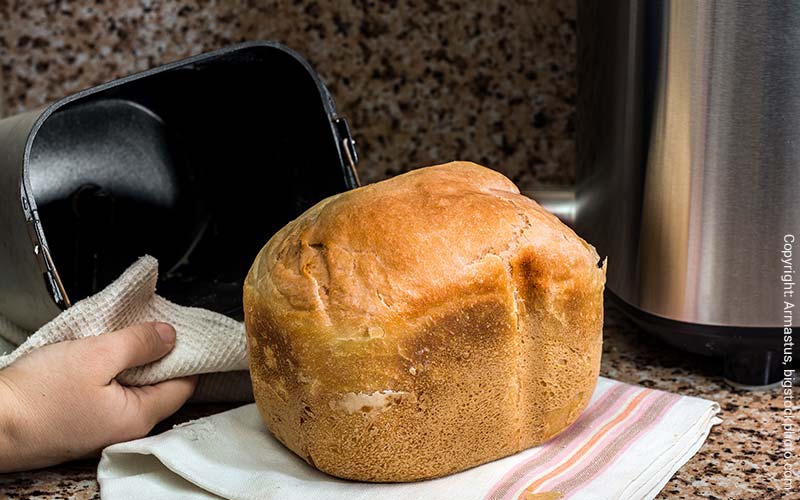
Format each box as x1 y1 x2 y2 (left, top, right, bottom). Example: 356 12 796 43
0 1 578 189
0 303 786 500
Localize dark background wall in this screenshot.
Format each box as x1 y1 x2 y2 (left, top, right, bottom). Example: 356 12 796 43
0 0 576 188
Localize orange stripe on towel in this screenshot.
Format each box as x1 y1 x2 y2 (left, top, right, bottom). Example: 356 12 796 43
516 389 653 500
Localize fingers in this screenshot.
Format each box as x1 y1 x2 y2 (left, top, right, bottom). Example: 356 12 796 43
122 376 198 436
86 322 177 381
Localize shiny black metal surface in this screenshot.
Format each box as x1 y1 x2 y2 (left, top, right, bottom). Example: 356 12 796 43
0 42 359 329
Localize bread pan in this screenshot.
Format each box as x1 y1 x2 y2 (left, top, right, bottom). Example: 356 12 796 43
0 41 360 330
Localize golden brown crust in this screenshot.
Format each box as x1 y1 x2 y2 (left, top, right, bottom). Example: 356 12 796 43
244 161 606 481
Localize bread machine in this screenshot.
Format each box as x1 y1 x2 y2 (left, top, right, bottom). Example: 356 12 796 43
572 0 798 386
0 42 360 331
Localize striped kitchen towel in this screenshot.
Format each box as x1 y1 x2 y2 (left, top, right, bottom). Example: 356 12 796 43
98 377 721 500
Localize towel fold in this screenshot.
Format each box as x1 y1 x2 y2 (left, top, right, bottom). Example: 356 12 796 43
0 256 253 402
97 377 721 500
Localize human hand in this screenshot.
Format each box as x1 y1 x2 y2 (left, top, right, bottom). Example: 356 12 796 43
0 322 197 472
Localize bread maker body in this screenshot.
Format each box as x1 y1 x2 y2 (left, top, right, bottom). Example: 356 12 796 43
576 0 799 385
0 42 360 331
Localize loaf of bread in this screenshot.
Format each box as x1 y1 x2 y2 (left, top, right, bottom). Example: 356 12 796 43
243 162 606 482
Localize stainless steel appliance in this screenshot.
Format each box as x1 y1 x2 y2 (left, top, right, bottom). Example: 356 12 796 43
575 0 798 385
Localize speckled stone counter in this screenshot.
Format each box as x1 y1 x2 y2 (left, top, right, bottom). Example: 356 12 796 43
0 0 576 188
0 303 789 500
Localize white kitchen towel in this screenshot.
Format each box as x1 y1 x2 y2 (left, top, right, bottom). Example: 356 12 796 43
97 377 721 500
0 256 252 402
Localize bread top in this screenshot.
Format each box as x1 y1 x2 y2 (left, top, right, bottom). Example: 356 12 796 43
244 161 603 341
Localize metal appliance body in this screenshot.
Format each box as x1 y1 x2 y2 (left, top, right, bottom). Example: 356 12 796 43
576 0 798 385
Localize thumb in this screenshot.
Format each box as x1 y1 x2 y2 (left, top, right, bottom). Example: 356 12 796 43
88 322 177 381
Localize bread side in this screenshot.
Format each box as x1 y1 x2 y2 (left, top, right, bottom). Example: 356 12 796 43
244 161 605 481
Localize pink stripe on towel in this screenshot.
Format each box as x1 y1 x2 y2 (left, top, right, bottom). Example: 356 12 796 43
507 389 681 500
556 392 680 499
484 383 638 500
